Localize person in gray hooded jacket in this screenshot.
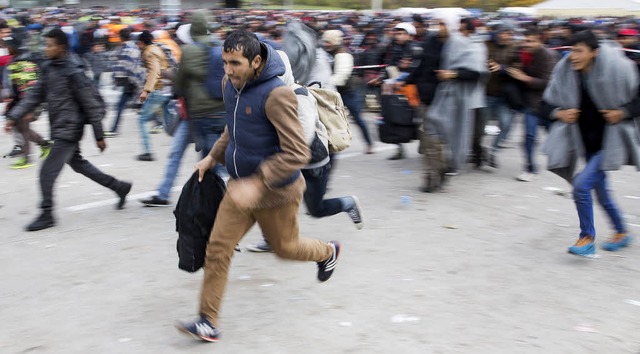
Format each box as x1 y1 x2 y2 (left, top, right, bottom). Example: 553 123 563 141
4 29 132 231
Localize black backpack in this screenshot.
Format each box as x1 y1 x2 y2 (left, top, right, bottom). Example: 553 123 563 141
174 171 226 272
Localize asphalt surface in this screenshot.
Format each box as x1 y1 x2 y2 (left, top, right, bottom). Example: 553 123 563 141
1 85 640 353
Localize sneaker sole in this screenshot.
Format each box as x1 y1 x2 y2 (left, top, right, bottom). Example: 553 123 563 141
141 203 170 207
245 245 273 253
351 196 364 230
567 244 596 257
11 164 34 169
175 323 219 343
601 239 631 251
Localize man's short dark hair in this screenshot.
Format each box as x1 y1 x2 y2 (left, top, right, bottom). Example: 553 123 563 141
460 18 476 34
523 28 542 38
223 29 262 62
568 30 600 50
120 27 132 41
0 19 8 29
138 30 154 45
44 28 69 48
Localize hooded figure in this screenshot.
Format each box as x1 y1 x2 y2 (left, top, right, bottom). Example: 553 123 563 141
173 11 225 120
426 12 488 173
282 20 317 86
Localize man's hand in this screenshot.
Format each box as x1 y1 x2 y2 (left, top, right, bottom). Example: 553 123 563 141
555 108 581 124
398 58 412 70
600 109 625 125
367 77 382 86
139 90 149 103
4 119 15 133
96 139 106 152
506 67 531 83
227 176 266 210
435 69 457 81
194 155 216 182
488 59 501 73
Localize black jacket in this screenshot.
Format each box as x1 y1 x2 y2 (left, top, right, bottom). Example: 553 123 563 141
174 171 226 273
7 53 105 142
405 35 443 105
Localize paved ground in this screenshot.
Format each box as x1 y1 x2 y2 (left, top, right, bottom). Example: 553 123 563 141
1 87 640 353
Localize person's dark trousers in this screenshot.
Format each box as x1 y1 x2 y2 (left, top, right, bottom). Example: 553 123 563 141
523 111 551 173
302 163 345 217
340 89 373 147
111 85 134 133
40 139 126 212
471 108 488 167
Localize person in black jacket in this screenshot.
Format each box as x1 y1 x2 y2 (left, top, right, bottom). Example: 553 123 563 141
4 29 132 232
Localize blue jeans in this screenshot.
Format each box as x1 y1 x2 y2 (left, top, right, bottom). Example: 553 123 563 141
301 163 353 217
157 120 191 200
523 112 550 173
486 96 514 150
111 87 134 133
573 152 626 238
340 89 373 146
191 117 227 176
138 91 171 154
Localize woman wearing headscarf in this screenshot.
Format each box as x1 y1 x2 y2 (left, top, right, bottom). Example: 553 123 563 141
424 11 488 189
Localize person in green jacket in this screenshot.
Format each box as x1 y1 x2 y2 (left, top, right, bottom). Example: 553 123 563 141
141 11 227 207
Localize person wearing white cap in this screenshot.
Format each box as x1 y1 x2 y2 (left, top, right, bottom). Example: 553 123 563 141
383 22 422 160
321 29 374 154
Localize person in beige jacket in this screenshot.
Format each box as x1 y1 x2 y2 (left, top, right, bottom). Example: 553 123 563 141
175 30 340 343
135 30 169 161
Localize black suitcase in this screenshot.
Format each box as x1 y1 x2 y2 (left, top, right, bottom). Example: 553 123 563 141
381 94 415 126
379 94 417 144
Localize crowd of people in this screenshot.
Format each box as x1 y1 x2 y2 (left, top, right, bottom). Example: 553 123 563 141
2 6 640 342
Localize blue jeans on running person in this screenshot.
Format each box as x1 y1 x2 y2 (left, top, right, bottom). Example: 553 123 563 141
157 120 191 201
138 91 171 154
487 96 514 150
111 86 134 133
301 163 354 217
191 116 228 177
340 89 373 147
523 112 551 173
573 152 627 239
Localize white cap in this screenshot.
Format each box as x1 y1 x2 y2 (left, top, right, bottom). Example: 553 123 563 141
394 22 416 36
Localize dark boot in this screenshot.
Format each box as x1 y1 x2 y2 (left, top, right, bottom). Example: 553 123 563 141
388 146 405 160
116 181 133 210
26 211 55 231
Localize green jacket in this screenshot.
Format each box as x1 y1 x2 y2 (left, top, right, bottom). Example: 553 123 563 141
174 39 224 119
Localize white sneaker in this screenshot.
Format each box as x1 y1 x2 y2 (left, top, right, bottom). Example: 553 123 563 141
516 172 537 182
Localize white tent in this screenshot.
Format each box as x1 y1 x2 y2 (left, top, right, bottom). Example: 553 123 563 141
532 0 640 16
427 7 472 18
498 7 538 17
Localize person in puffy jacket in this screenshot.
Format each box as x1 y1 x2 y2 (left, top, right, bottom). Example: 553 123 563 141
175 29 340 343
4 29 132 232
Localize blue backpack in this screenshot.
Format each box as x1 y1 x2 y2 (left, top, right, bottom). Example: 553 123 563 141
197 43 225 99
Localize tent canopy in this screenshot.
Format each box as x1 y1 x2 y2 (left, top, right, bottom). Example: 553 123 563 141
533 0 640 16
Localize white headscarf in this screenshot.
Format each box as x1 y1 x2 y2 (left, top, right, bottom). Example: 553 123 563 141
433 10 461 35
